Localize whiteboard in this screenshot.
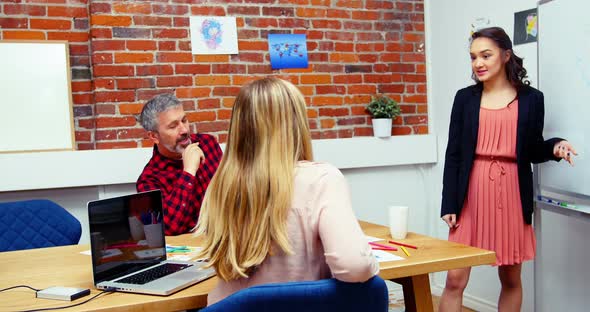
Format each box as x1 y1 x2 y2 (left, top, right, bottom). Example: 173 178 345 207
0 41 75 153
537 0 590 198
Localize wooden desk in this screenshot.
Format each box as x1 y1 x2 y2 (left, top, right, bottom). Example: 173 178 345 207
0 235 214 312
360 221 495 311
0 222 495 312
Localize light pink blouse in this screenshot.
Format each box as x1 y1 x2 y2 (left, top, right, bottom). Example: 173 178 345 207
207 161 379 305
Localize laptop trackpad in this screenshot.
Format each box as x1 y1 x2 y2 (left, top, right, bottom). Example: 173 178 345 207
172 266 213 281
170 271 197 281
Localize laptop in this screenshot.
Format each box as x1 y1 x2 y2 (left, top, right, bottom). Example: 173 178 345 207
87 190 215 296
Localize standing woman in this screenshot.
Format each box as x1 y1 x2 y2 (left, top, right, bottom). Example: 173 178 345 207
439 27 577 311
194 77 379 306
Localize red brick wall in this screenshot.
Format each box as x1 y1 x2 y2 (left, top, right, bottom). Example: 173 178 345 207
0 0 427 150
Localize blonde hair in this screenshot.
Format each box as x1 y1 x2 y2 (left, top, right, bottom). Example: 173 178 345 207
194 77 313 281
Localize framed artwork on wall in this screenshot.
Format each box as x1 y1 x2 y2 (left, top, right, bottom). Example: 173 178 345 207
189 16 239 55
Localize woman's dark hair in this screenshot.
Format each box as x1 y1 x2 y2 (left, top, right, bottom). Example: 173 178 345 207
471 27 530 89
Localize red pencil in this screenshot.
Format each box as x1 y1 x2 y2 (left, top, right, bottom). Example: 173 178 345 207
369 242 397 251
388 240 418 249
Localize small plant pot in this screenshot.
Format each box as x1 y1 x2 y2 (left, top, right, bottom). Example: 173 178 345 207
371 118 392 137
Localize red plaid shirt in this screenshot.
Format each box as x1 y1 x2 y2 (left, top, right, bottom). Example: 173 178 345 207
136 133 222 235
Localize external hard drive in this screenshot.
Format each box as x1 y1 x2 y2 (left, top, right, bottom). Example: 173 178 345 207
36 287 91 301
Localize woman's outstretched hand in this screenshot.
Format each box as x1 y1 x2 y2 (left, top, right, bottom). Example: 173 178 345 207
553 140 578 165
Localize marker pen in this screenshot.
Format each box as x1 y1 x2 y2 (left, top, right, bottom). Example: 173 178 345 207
537 196 577 209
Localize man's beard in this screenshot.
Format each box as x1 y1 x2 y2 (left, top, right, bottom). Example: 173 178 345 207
163 134 191 155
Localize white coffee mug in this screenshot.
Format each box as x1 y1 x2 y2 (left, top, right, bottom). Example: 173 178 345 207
388 205 409 239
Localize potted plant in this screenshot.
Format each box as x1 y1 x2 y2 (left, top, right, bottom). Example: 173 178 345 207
366 95 401 137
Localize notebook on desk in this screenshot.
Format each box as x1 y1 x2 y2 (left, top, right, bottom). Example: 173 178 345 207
87 190 215 296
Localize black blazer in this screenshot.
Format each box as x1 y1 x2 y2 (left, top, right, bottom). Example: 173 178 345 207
441 84 562 224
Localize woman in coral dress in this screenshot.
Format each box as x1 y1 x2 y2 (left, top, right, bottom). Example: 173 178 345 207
439 27 578 312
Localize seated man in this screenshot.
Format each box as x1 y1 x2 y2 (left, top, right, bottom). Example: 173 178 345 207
137 93 222 235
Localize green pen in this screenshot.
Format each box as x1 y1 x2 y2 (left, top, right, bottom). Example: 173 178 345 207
538 196 577 209
167 246 190 253
559 202 577 209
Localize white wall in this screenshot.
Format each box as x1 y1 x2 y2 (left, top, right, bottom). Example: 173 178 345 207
344 163 438 236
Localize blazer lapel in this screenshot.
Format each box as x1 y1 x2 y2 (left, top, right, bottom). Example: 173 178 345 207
516 89 529 162
470 89 482 143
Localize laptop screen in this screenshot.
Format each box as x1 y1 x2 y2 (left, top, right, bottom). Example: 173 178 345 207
88 190 166 284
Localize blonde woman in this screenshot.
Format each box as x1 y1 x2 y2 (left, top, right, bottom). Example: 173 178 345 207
195 77 379 305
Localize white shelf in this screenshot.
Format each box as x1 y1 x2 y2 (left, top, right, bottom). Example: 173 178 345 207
0 134 437 192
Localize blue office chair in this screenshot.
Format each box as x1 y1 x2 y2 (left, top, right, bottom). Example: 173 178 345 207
0 199 82 252
201 275 389 312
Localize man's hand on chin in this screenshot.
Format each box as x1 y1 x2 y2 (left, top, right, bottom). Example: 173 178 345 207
182 142 205 176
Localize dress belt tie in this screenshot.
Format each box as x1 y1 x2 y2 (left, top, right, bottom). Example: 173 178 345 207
475 155 515 210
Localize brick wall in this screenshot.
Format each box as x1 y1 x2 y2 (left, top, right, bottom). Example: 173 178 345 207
0 0 427 150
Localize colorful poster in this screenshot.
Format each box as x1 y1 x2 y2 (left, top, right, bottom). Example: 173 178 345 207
514 8 538 45
190 16 238 55
268 34 309 69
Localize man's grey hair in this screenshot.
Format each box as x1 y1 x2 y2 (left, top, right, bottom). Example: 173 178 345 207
139 93 182 132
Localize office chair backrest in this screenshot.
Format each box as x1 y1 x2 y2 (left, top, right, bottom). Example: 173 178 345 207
0 199 82 251
201 275 389 312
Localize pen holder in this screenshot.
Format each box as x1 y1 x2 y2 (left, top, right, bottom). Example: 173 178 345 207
128 216 145 241
144 223 164 248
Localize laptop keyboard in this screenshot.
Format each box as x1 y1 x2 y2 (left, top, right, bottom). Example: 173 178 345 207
117 263 193 285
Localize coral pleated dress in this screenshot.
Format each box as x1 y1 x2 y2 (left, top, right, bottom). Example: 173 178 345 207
449 100 536 266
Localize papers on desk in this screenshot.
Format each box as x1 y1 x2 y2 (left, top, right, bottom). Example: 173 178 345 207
372 249 404 262
80 245 205 262
366 236 405 262
365 235 384 243
81 241 398 262
166 245 204 261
